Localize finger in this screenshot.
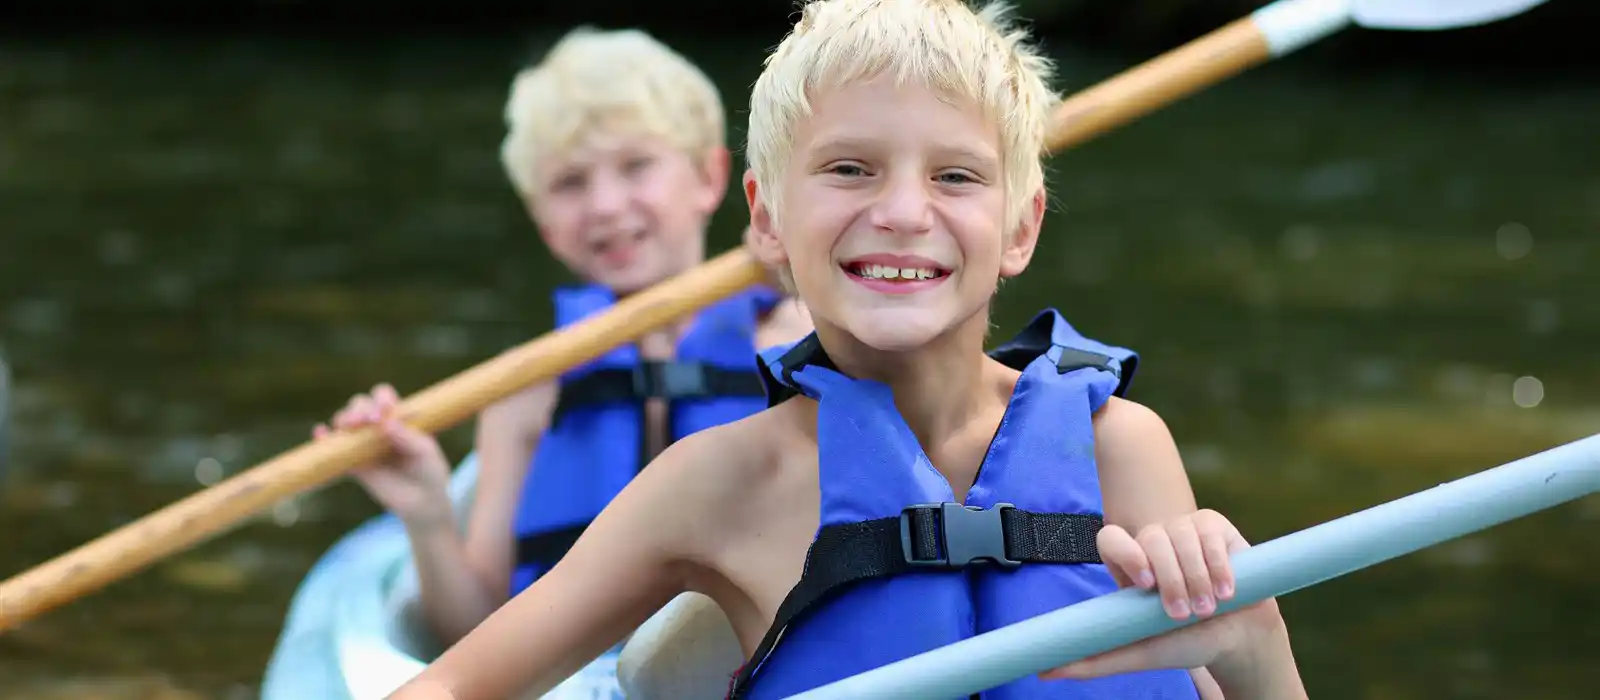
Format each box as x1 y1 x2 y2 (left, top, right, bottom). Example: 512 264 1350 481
332 405 362 430
335 396 377 429
382 417 440 459
1200 527 1235 601
1168 520 1215 617
357 394 382 422
312 423 329 440
1223 521 1252 553
372 383 400 413
1137 527 1190 620
1097 526 1154 590
342 392 367 419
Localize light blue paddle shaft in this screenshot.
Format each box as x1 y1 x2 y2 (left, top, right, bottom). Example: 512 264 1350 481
785 433 1600 700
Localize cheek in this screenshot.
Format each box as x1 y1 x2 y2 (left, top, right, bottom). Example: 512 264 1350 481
640 170 709 228
782 220 843 289
532 205 586 257
954 208 1006 272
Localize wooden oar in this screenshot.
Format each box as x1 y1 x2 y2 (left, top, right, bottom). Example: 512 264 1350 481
0 0 1548 633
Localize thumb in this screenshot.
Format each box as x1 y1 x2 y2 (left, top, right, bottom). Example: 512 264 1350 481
1096 525 1153 590
1039 638 1161 681
381 418 439 459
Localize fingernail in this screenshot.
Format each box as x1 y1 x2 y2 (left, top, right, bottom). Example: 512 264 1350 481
1218 581 1234 598
1193 595 1213 615
1136 571 1155 589
1169 598 1190 619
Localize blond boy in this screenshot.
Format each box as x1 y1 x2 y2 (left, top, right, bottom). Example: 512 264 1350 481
369 1 1307 698
317 26 811 653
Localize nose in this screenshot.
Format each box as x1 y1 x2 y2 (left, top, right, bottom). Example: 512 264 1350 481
867 170 934 236
585 168 630 220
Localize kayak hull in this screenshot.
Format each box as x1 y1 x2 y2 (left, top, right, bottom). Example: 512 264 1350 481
260 453 625 700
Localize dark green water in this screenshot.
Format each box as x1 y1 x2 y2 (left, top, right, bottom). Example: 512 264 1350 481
1 34 1597 699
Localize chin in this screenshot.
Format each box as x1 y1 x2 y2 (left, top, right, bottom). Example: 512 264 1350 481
593 264 670 296
836 309 955 353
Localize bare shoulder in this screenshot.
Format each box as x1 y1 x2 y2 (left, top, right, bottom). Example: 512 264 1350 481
1092 395 1174 450
755 298 815 349
1092 396 1198 531
625 405 797 551
659 404 802 502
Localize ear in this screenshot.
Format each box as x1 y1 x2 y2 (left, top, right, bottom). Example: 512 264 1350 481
694 145 732 214
743 169 789 268
999 187 1046 278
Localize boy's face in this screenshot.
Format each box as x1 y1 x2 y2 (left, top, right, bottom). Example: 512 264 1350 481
525 130 728 295
746 74 1043 352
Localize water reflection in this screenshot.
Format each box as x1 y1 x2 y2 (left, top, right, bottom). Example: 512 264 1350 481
2 36 1597 698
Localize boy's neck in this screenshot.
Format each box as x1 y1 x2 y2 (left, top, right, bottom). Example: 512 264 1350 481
817 311 1003 449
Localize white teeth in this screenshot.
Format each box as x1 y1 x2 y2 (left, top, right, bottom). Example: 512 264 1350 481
854 265 939 280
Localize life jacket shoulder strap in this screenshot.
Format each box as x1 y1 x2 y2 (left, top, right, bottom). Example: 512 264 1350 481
988 310 1140 398
726 503 1103 698
754 308 1141 411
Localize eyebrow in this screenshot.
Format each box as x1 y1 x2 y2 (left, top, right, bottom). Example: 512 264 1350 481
807 135 999 169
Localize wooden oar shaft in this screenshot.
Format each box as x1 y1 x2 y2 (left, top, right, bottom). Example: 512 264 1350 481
0 10 1290 634
1047 17 1271 152
0 248 767 632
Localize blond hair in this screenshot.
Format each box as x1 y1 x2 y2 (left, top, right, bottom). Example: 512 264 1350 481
500 27 726 196
746 0 1058 234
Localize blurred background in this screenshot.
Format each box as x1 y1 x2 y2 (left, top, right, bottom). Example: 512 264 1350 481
1 1 1597 698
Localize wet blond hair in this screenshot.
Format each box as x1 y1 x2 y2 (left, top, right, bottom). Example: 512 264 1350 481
746 0 1058 236
500 27 726 196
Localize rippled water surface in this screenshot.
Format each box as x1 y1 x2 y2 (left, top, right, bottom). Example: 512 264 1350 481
2 35 1598 699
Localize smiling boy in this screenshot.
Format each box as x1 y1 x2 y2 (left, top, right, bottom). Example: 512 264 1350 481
371 2 1307 698
317 25 812 657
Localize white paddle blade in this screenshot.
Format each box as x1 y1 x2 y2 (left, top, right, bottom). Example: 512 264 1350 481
1352 0 1549 30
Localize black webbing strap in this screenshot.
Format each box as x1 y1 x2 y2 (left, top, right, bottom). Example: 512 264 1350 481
726 503 1104 698
514 521 589 573
553 360 766 421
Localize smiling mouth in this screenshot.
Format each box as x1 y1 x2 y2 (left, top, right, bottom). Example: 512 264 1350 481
841 261 951 281
593 229 648 255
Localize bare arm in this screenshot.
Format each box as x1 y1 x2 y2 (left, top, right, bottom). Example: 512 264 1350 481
1208 604 1305 699
407 383 556 645
1093 397 1305 699
1093 396 1197 531
390 422 746 700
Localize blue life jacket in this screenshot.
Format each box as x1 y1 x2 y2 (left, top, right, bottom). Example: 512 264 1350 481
508 283 782 595
727 309 1200 699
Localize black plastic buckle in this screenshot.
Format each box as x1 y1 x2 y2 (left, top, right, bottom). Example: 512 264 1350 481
634 361 709 400
900 502 1021 570
1055 347 1114 376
